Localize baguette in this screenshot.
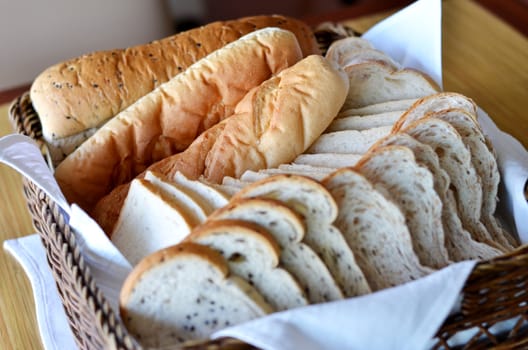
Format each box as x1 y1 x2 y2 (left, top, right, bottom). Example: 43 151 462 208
31 15 320 164
55 27 304 212
92 54 348 234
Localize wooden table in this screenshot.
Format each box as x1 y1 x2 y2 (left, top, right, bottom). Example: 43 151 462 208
0 1 527 349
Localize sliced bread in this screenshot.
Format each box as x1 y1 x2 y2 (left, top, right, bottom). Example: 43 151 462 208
111 179 195 265
120 242 273 347
187 219 308 310
208 197 352 302
293 153 362 168
399 117 508 252
374 133 503 261
326 111 403 132
338 98 417 117
307 126 392 154
342 61 439 109
323 168 434 291
355 145 451 268
233 174 370 299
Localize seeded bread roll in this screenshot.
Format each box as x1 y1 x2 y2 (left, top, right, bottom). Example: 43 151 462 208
55 27 304 212
30 15 320 164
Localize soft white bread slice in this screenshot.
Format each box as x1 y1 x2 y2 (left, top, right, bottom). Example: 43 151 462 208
258 166 334 182
120 242 273 348
342 61 439 110
326 111 402 132
338 98 417 117
355 145 451 269
323 168 434 291
222 176 253 189
239 171 272 183
92 54 348 233
399 118 508 252
427 109 517 249
144 171 207 224
325 36 374 67
293 153 362 168
233 175 370 299
208 197 351 302
307 126 392 154
207 182 240 198
374 133 503 261
55 27 305 212
166 171 229 214
111 179 195 265
187 219 308 311
393 92 478 131
333 48 402 70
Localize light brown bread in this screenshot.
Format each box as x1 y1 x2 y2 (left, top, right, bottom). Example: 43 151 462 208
233 174 371 299
207 197 348 303
31 15 320 164
374 133 503 261
337 98 417 117
355 145 451 269
398 117 508 252
342 61 440 110
56 28 304 212
323 168 434 291
120 242 273 347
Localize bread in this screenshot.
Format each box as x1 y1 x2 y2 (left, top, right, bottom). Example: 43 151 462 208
342 61 439 110
293 153 362 168
325 36 374 67
166 171 229 214
393 92 478 131
120 242 273 347
398 117 508 252
355 145 451 269
143 171 207 223
233 174 371 299
326 111 402 132
337 98 417 117
427 109 517 249
55 27 305 212
322 168 434 291
143 54 348 184
31 15 320 164
306 126 392 154
187 219 308 311
374 133 503 261
111 179 197 266
207 197 347 303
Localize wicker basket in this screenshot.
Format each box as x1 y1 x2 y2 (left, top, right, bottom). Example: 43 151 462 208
7 25 528 350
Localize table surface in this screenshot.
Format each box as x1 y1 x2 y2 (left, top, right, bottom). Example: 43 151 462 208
1 1 527 349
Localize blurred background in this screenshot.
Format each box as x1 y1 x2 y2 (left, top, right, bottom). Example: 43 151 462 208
0 0 525 91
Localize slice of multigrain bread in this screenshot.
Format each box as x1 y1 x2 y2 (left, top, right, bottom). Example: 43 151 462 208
120 242 273 348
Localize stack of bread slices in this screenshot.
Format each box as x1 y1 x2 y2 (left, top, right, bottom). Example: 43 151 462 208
116 37 519 348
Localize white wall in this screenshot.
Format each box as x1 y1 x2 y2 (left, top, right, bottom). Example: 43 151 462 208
0 0 173 90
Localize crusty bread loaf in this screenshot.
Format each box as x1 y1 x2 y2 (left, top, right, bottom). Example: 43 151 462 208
187 219 308 311
355 145 451 269
31 15 320 164
233 175 371 299
207 197 347 303
120 242 273 347
323 168 434 291
111 179 198 266
374 133 503 261
56 27 304 212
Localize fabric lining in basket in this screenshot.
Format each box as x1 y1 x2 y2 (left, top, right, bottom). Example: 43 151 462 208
7 24 528 349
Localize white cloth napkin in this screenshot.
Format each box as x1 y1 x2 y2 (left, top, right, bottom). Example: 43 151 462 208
1 0 527 349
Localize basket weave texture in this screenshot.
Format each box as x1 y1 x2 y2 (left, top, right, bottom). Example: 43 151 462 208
8 25 528 349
